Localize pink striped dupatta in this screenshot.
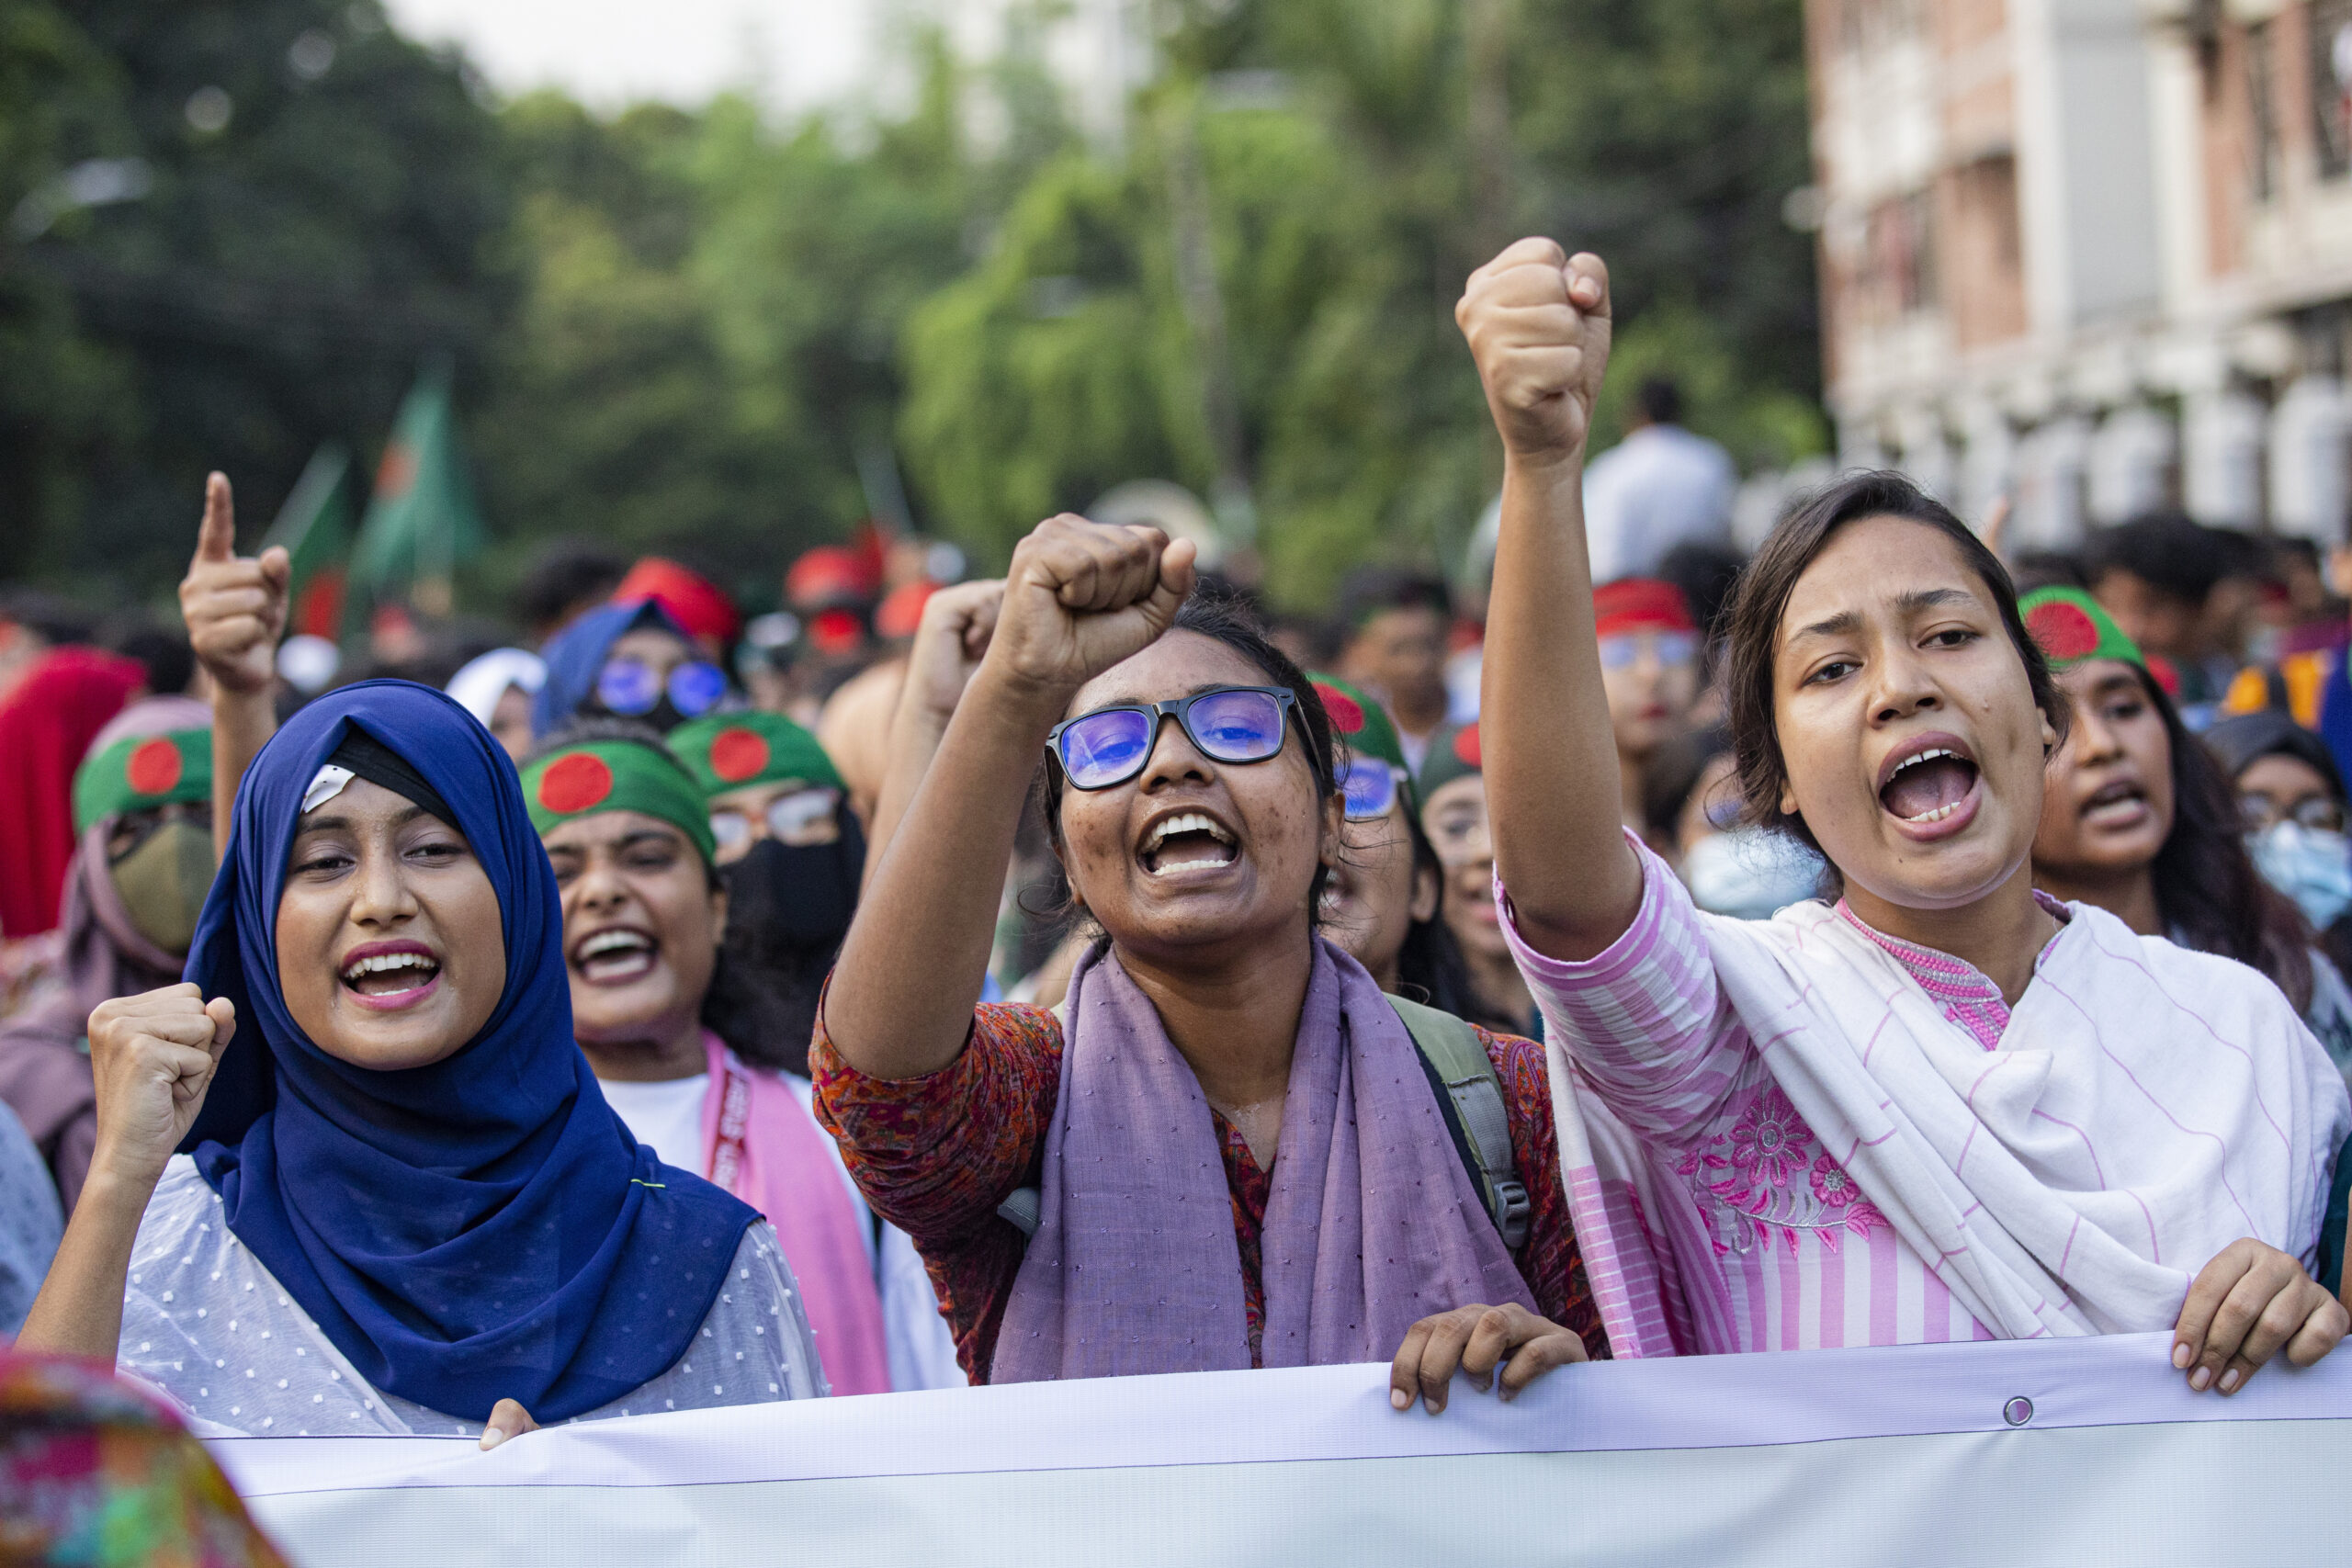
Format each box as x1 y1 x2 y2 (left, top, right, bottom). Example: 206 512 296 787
695 1032 892 1394
1542 887 2349 1357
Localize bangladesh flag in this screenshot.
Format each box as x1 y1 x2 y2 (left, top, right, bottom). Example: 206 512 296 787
348 358 487 622
264 442 356 641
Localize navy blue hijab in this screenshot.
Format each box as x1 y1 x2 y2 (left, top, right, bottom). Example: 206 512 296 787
182 681 755 1424
531 599 690 739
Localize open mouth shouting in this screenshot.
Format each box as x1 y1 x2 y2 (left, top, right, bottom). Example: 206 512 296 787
2077 776 2149 831
1139 809 1240 879
338 940 443 1010
1877 733 1983 841
571 926 660 987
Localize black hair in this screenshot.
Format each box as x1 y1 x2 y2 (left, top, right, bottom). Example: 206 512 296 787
1720 470 2070 868
517 540 629 637
1385 803 1498 1027
1636 376 1683 426
2120 668 2318 1011
0 587 95 647
1639 724 1735 845
1657 540 1746 660
1032 581 1341 927
2203 710 2348 802
1335 567 1452 633
98 610 196 697
2084 512 2233 606
2008 551 2090 595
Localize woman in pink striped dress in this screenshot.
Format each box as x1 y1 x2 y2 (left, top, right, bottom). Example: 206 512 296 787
1422 238 2352 1405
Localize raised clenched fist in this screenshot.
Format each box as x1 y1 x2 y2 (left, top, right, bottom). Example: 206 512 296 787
981 514 1198 701
85 983 236 1189
1455 241 1612 468
904 578 1007 723
178 472 290 697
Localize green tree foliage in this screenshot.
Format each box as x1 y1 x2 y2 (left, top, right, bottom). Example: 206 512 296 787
894 0 1825 604
1 0 1822 618
0 0 134 577
14 0 507 596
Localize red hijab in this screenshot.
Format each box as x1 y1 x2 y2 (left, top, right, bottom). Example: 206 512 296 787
0 648 144 936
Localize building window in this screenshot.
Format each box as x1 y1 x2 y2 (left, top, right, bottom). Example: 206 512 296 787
1836 0 1925 55
2250 20 2281 202
1861 188 1936 323
2312 0 2352 178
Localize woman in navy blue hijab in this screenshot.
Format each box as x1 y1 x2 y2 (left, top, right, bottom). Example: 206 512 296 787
19 682 824 1441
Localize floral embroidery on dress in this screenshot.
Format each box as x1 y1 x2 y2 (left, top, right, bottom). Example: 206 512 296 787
1677 1083 1884 1255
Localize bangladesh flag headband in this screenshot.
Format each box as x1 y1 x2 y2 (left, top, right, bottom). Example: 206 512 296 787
2018 587 2143 672
1309 673 1415 809
522 739 718 866
74 728 211 833
667 711 842 800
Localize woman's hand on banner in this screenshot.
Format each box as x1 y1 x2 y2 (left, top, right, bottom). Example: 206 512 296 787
2171 1236 2349 1393
481 1398 540 1450
1388 1301 1589 1415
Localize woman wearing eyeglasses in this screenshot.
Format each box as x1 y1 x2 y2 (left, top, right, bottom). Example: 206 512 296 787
2022 586 2352 1081
1306 674 1482 1023
531 597 733 740
815 517 1602 1400
1595 579 1702 831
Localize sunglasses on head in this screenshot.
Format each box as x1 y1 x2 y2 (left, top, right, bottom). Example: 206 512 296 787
1338 755 1401 821
1047 685 1304 792
597 657 728 721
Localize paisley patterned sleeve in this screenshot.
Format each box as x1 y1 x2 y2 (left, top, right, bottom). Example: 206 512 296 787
1479 1027 1608 1359
808 987 1063 1382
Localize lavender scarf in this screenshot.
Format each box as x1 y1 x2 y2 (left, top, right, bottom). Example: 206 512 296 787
993 936 1535 1382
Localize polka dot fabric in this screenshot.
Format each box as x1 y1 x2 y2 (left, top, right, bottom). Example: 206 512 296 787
118 1158 823 1438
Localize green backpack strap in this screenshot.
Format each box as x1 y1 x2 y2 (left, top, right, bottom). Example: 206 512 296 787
1386 995 1532 1251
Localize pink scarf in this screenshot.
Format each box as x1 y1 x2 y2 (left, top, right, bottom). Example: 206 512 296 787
993 939 1535 1382
695 1032 891 1394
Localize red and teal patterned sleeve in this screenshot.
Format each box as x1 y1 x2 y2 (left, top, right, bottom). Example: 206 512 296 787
808 993 1064 1382
1478 1026 1609 1360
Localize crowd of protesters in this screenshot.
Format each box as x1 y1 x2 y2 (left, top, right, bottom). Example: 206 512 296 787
3 240 2352 1556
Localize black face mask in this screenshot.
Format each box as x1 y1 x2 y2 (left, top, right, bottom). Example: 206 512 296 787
587 694 689 734
721 811 866 956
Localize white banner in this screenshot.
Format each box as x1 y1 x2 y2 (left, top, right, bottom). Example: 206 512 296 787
209 1332 2352 1567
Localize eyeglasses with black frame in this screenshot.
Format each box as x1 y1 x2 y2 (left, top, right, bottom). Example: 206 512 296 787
1046 686 1306 792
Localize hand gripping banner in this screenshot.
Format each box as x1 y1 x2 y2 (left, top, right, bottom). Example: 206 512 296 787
209 1333 2352 1566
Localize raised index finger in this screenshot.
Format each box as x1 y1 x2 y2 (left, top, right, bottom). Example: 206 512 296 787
193 472 237 564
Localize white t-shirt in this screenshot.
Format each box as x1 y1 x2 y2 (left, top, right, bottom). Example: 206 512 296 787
1580 423 1737 584
599 1073 712 1174
601 1066 967 1392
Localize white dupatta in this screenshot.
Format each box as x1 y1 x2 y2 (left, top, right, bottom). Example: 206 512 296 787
1555 895 2349 1353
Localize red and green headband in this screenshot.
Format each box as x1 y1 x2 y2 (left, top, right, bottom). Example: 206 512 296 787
74 729 211 833
668 711 842 800
1416 721 1483 801
2018 587 2143 672
522 739 718 865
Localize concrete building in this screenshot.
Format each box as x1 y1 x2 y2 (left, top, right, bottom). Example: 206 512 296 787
1805 0 2352 548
